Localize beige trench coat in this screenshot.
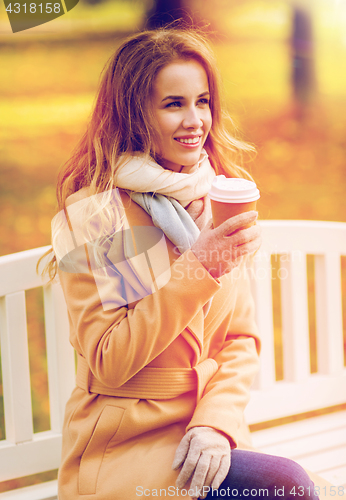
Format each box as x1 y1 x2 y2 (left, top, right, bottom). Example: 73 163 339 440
56 188 329 499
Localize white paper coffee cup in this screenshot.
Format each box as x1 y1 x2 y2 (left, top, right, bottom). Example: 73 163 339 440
208 175 260 227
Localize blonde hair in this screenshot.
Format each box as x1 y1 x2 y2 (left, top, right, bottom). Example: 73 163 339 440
41 26 254 279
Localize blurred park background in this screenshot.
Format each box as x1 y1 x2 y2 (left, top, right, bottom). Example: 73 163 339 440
0 0 346 493
1 0 346 259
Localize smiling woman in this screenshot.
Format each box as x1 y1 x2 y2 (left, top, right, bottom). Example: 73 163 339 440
39 26 332 500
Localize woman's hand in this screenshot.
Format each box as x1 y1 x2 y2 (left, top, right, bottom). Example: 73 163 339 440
172 426 231 499
191 211 261 278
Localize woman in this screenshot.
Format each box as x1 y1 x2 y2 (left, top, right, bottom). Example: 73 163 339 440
48 27 320 499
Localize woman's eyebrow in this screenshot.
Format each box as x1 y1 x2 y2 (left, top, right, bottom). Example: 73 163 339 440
161 91 210 103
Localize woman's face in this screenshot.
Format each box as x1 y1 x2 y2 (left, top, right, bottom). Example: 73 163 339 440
151 59 212 172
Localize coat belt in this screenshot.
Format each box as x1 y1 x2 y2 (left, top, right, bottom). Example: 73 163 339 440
76 354 218 401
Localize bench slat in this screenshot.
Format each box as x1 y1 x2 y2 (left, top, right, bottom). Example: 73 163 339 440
0 432 61 482
315 253 345 375
297 446 346 478
0 247 50 296
281 254 310 382
0 293 33 444
251 253 276 389
0 480 57 500
44 283 76 432
321 466 346 488
259 221 346 254
246 374 346 423
253 420 346 459
251 410 346 447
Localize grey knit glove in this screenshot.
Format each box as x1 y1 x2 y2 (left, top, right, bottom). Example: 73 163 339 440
191 211 260 279
172 426 231 499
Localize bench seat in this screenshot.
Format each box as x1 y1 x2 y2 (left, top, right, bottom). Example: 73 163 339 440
0 480 58 500
251 409 346 487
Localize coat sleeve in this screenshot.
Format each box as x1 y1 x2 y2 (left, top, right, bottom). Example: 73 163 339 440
185 264 261 447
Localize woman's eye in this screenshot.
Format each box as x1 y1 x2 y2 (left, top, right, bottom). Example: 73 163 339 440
198 98 210 106
166 101 181 108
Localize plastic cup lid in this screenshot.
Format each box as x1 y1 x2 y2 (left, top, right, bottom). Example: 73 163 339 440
208 175 260 203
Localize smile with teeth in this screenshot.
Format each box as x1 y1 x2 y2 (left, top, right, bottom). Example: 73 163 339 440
175 136 201 144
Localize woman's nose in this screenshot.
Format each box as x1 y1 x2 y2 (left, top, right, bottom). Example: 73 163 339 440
182 107 203 129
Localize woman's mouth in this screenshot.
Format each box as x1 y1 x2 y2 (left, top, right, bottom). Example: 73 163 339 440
174 136 201 147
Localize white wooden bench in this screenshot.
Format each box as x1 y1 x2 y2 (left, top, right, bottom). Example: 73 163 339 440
0 220 345 498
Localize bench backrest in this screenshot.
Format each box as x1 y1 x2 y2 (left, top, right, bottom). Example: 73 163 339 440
0 247 75 482
245 220 346 424
0 220 345 483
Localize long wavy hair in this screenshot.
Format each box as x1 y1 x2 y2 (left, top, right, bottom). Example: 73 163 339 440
40 26 255 279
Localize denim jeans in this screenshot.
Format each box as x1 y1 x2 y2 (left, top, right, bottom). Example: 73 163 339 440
204 449 319 500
